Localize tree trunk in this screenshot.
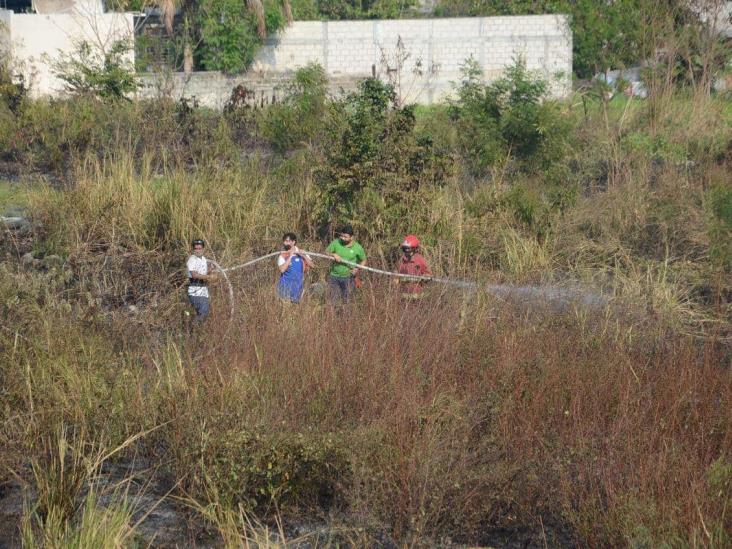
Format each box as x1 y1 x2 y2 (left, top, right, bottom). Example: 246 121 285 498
184 42 193 73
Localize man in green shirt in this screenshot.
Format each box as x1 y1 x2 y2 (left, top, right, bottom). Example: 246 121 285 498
326 224 367 303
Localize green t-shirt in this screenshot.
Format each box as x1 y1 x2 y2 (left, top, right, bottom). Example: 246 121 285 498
326 239 366 278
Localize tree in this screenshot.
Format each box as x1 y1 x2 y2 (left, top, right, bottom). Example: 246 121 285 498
314 78 452 238
450 56 572 176
112 0 293 73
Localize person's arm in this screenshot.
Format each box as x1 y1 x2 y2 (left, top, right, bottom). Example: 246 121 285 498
351 245 366 275
188 258 215 282
277 254 290 274
190 270 216 282
289 246 314 269
186 258 218 282
419 255 431 277
394 261 404 285
327 241 342 262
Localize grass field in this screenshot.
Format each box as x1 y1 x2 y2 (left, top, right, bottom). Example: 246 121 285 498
0 72 731 546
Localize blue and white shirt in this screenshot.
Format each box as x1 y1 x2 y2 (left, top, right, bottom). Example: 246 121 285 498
276 252 310 302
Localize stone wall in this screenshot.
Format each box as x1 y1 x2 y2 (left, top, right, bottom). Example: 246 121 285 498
138 71 363 110
0 10 11 60
250 15 572 103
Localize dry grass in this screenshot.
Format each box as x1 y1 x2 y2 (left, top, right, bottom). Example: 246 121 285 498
1 259 730 545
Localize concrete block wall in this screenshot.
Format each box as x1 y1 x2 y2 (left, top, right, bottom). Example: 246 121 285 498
252 15 572 103
138 71 362 110
0 10 11 61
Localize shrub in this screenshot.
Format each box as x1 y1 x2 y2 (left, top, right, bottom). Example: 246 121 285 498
0 59 27 115
195 429 350 513
52 40 138 101
195 0 288 73
260 63 330 152
313 78 453 239
450 57 573 178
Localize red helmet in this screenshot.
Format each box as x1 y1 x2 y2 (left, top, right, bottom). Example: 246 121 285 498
401 235 420 249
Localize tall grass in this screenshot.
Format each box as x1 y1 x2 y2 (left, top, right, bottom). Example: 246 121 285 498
2 260 730 545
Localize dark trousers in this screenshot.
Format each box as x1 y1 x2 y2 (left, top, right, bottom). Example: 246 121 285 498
188 295 210 322
328 275 355 303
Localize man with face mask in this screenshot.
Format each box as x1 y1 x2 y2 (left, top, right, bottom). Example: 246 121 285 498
396 235 431 300
277 232 314 303
187 239 217 323
326 224 367 303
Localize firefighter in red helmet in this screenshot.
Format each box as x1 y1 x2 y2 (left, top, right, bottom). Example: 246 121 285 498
396 235 431 300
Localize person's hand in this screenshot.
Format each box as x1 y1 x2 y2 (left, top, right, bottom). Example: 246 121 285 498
209 273 219 283
332 253 342 262
350 268 359 276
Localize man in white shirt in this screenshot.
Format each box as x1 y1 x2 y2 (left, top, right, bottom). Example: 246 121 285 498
187 239 216 323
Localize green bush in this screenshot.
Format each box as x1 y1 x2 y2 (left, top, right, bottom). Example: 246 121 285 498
52 40 138 101
196 0 264 73
260 63 330 152
450 57 573 178
300 0 416 19
313 78 453 239
196 429 350 513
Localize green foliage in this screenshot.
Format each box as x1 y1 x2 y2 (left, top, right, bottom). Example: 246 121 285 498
195 0 265 73
0 61 27 115
567 0 648 78
450 56 572 177
52 40 138 101
623 131 688 163
260 63 329 152
314 78 453 238
198 429 349 512
290 0 320 19
292 0 416 19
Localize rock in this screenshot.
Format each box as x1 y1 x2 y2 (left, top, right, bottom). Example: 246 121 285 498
42 254 64 270
0 216 31 234
20 252 35 266
2 205 26 217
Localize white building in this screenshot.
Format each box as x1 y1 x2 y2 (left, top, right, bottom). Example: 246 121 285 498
0 0 134 97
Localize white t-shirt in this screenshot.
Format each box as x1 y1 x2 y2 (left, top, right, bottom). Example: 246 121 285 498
276 252 312 268
187 255 209 298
